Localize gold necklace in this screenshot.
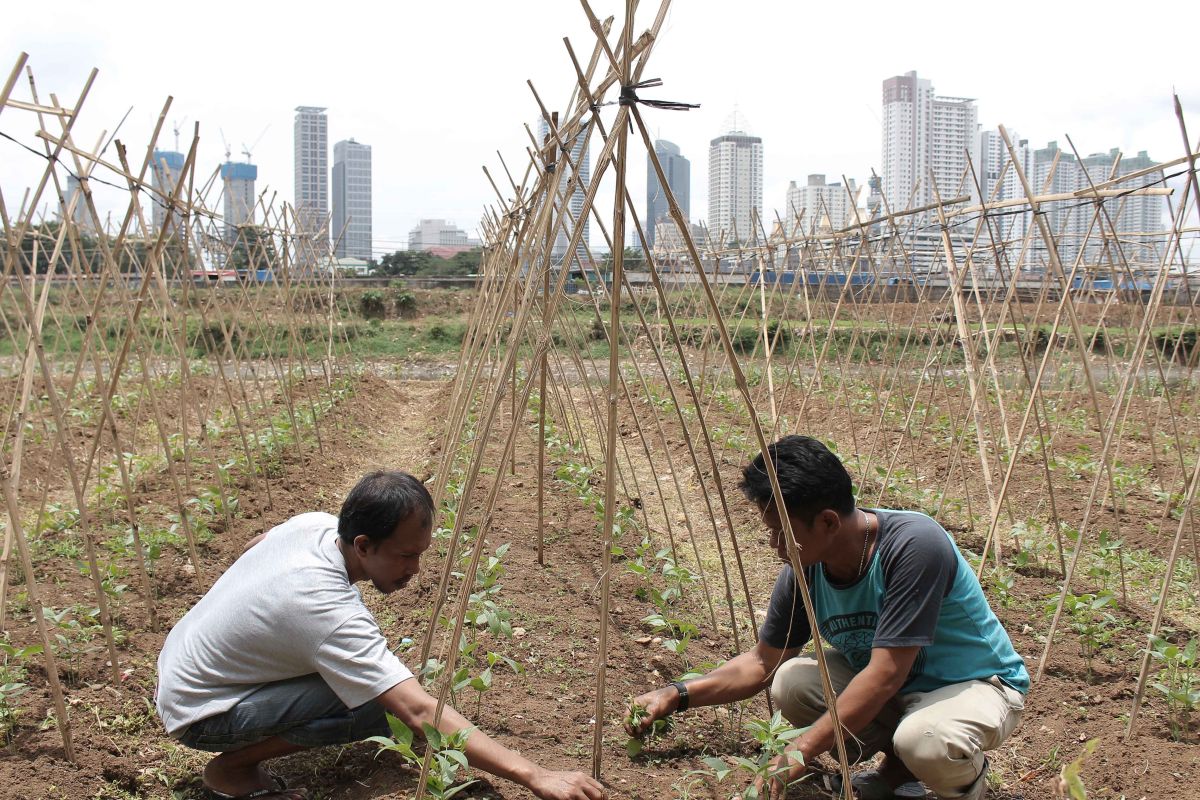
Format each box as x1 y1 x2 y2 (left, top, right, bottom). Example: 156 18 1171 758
856 510 873 577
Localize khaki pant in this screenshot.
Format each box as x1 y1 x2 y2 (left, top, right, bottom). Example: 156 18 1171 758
771 650 1024 799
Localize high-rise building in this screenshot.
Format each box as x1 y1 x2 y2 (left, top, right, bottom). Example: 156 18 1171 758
332 139 372 259
866 175 884 235
408 219 479 252
1031 141 1083 262
150 150 185 236
997 135 1034 249
881 71 979 214
537 117 591 266
220 161 257 242
978 129 1009 202
654 219 708 253
646 139 690 249
1076 149 1165 264
294 106 328 241
63 173 91 230
708 129 763 246
784 174 857 235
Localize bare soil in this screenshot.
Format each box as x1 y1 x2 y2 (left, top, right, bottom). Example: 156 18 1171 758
0 369 1196 799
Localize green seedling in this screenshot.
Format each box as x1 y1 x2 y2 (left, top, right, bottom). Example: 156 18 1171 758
1054 738 1098 799
1147 635 1199 741
698 712 809 799
368 714 477 800
624 700 672 757
1046 592 1117 681
0 638 40 745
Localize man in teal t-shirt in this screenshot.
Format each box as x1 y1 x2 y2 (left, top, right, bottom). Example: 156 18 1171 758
625 436 1027 800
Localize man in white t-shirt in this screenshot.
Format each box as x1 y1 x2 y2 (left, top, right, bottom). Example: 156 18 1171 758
157 471 604 800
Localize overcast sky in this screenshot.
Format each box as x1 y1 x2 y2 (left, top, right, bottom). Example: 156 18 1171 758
2 0 1196 255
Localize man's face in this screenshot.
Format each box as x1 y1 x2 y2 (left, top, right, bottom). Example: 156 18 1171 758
758 502 830 567
354 513 433 595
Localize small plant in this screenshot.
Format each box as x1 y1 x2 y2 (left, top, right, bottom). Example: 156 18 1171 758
624 700 671 757
0 638 39 745
989 568 1016 609
368 714 477 800
1046 592 1117 680
697 712 809 799
1146 635 1199 741
467 651 522 716
359 290 388 319
392 289 418 317
1054 738 1098 799
42 605 105 685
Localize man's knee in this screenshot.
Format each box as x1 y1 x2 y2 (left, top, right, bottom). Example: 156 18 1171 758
892 715 982 796
769 657 826 727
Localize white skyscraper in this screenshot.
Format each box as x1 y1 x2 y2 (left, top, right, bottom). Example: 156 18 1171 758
408 219 479 252
998 135 1034 248
708 129 763 246
537 116 591 266
294 106 328 241
882 71 979 214
332 139 372 260
784 175 857 235
1076 149 1165 264
63 172 91 230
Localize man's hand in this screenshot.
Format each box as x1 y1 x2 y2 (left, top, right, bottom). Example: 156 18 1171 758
750 746 807 800
623 685 679 736
527 768 606 800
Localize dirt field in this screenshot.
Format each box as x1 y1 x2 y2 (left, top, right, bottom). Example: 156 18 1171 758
1 363 1197 799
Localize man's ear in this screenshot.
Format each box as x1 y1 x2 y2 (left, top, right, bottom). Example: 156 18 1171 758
818 509 842 534
353 534 373 556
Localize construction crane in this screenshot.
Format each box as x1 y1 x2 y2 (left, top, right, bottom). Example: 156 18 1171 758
219 128 232 163
171 116 189 153
241 124 270 164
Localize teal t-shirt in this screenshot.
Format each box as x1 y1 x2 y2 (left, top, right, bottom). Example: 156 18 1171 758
759 509 1029 694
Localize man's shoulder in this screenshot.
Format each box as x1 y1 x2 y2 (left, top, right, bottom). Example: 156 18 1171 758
875 510 958 570
271 511 338 537
877 509 952 546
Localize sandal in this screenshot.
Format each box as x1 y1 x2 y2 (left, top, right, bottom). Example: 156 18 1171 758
825 769 927 799
206 774 309 800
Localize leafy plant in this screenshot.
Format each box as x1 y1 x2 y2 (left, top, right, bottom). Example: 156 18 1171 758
1054 738 1098 799
1146 635 1199 741
624 700 671 757
697 712 809 799
989 568 1016 608
0 638 39 745
368 714 477 800
1046 592 1117 680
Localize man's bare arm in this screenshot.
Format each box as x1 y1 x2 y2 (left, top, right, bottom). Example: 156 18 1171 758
377 678 605 800
626 639 800 735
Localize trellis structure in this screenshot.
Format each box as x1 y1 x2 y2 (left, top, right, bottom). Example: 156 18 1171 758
422 0 1199 795
0 52 363 761
1 1 1198 796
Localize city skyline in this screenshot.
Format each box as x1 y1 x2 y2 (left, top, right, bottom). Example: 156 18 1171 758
2 1 1194 256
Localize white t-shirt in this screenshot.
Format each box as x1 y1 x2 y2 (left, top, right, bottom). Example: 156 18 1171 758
156 511 413 735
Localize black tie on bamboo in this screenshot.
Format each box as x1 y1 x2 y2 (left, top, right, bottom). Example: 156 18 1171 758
617 78 700 111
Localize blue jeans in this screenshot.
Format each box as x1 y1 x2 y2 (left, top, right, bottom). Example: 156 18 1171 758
177 673 389 752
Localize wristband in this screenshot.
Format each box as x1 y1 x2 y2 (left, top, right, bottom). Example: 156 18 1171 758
671 680 690 712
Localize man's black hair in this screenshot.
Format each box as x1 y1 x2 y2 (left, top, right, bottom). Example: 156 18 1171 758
739 435 855 523
338 471 434 547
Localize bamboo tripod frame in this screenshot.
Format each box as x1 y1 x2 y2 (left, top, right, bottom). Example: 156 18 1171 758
1 2 1198 791
418 1 1200 790
0 53 363 760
